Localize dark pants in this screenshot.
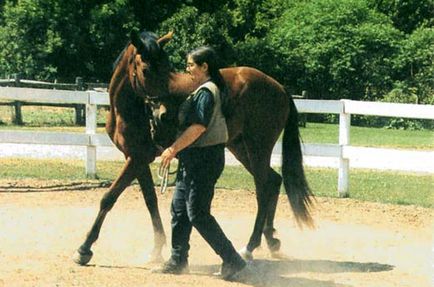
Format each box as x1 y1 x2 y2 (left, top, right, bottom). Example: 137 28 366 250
170 144 238 263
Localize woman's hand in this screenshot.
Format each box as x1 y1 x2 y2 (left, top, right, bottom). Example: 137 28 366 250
160 124 206 168
160 147 177 169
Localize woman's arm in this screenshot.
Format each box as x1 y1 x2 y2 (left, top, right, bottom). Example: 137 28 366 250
160 124 206 168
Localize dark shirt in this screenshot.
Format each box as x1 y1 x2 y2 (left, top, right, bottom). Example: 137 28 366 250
181 87 215 130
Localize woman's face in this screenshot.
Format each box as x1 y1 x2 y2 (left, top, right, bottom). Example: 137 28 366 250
186 55 209 84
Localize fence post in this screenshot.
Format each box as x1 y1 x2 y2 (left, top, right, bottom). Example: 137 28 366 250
12 74 23 125
75 77 85 126
86 96 97 179
299 90 308 127
338 100 350 198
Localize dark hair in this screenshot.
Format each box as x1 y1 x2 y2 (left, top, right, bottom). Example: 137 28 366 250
187 46 226 93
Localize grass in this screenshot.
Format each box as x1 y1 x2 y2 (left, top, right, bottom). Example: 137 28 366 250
0 106 433 207
1 105 433 148
0 158 432 208
0 105 108 131
298 122 434 150
219 165 433 208
0 125 107 133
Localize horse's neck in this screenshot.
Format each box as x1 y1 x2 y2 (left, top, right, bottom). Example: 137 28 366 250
108 70 146 126
168 73 196 98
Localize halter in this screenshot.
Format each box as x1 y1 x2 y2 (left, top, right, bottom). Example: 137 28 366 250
131 54 178 193
131 54 161 105
131 54 162 147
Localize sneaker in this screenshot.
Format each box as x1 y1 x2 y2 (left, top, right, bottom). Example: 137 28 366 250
220 256 246 281
152 258 189 275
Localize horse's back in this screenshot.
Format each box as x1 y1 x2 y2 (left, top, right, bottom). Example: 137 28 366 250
221 67 290 144
221 67 285 97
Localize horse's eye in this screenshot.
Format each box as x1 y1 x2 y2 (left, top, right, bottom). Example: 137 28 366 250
143 66 150 75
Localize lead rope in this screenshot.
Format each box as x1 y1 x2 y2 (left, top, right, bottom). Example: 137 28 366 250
157 163 169 194
157 161 178 194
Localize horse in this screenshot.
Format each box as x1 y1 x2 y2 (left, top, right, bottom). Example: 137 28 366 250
73 30 314 265
72 31 172 265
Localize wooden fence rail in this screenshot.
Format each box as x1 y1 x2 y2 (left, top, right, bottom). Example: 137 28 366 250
0 86 433 197
0 76 108 125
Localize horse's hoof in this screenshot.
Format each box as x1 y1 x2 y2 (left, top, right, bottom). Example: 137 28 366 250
267 238 281 253
146 252 164 264
238 246 253 262
73 249 93 266
270 251 290 259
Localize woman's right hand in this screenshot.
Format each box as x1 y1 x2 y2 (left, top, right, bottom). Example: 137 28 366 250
160 147 177 169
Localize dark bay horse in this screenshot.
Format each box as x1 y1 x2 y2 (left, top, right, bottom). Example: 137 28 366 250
73 30 314 265
73 32 173 265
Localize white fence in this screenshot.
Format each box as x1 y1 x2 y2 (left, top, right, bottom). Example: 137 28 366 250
0 86 433 197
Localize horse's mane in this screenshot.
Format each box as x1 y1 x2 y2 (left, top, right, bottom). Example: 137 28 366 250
112 43 130 72
112 31 167 72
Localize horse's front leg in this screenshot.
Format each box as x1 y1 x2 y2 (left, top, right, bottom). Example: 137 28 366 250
136 166 166 263
73 157 138 265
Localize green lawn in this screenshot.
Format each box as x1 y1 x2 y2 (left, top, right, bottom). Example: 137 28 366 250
1 158 432 208
0 122 433 149
1 106 433 148
299 123 434 150
0 105 108 130
219 166 433 208
0 107 433 208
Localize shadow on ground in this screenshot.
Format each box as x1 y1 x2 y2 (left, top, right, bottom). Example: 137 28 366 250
192 258 394 287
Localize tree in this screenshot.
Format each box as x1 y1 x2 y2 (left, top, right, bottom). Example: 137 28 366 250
0 0 63 79
0 0 192 81
387 27 434 105
225 0 288 42
157 5 234 71
268 0 404 100
367 0 434 34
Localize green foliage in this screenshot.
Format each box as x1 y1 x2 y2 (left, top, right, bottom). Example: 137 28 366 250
233 36 283 80
88 1 139 80
228 0 287 40
269 0 404 100
391 27 434 105
157 5 234 71
0 0 63 79
229 0 292 82
374 26 434 130
0 0 432 118
367 0 434 34
0 0 189 80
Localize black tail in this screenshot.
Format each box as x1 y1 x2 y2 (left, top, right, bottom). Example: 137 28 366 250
282 98 315 228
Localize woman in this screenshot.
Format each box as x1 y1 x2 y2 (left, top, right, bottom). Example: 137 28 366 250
156 46 246 280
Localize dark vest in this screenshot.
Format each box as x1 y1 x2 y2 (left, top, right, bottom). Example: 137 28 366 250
178 81 228 147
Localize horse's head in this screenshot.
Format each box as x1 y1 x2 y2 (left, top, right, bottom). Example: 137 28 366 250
128 30 173 101
151 95 185 150
127 30 179 150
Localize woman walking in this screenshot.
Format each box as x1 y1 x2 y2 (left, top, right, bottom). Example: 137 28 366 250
155 46 246 280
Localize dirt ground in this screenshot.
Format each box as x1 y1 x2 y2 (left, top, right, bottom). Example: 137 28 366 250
0 179 432 287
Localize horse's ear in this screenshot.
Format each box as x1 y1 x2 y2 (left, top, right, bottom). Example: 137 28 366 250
130 29 143 50
157 31 174 48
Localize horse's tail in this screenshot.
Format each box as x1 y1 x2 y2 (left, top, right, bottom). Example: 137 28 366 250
282 97 315 228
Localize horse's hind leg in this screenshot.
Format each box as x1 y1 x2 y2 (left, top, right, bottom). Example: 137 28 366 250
73 157 138 265
263 168 282 255
136 167 166 263
245 158 273 261
228 137 274 260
